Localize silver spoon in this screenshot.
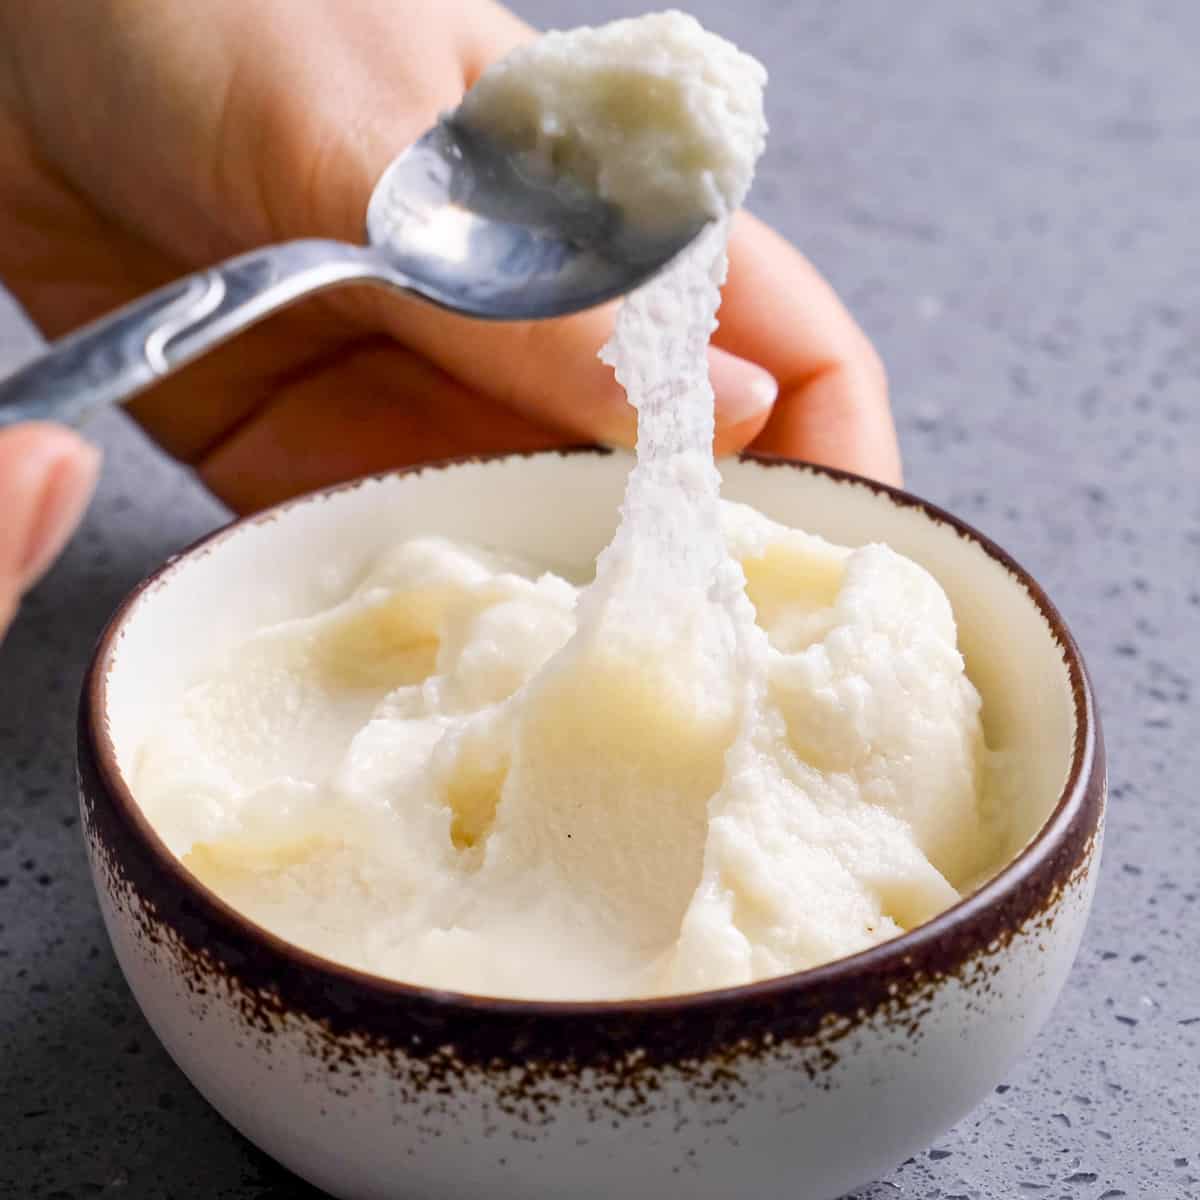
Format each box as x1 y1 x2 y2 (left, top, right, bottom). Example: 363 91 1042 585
0 119 703 426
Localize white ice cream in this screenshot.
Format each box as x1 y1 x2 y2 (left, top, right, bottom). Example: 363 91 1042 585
457 11 767 228
132 13 1003 1000
134 509 999 1000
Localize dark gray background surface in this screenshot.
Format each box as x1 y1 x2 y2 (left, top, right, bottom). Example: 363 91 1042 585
2 1 1197 1196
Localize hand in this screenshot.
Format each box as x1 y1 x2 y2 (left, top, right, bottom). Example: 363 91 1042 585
0 424 99 636
0 0 900 515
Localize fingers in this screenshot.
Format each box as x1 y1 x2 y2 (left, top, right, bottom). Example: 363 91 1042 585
277 20 886 476
305 1 778 460
715 212 902 485
710 346 778 451
127 300 359 465
0 424 100 629
111 0 886 491
453 0 537 86
199 338 568 513
336 284 777 459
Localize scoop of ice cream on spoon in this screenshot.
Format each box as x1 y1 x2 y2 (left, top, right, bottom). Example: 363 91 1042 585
0 11 761 428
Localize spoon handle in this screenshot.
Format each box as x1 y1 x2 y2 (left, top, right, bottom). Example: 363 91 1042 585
0 240 398 427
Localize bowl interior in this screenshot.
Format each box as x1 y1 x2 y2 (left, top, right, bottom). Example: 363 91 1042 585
102 452 1077 875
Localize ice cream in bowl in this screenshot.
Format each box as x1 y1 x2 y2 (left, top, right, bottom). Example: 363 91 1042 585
76 13 1104 1199
78 447 1104 1200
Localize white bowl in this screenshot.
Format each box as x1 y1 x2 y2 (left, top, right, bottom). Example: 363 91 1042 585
78 451 1105 1200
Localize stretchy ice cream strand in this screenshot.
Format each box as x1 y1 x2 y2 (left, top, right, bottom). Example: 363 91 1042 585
585 220 744 662
455 15 773 956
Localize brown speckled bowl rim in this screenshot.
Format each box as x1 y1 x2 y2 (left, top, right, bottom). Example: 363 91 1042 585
81 448 1102 1028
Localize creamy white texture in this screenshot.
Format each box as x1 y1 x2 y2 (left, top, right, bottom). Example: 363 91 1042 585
132 13 1001 1000
134 508 997 1000
457 11 767 228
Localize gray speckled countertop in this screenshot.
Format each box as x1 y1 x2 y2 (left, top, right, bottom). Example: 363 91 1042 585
2 1 1197 1197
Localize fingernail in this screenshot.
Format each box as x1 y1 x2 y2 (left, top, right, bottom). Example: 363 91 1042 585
708 347 779 428
595 350 777 449
17 440 101 593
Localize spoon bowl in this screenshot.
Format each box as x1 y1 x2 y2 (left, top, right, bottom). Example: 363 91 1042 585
370 121 705 318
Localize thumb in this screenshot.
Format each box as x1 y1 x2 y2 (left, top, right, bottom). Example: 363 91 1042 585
0 424 100 630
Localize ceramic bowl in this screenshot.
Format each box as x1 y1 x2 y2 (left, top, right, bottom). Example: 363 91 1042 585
77 450 1105 1200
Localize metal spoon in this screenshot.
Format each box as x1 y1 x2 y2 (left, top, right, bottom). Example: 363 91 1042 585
0 119 703 426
